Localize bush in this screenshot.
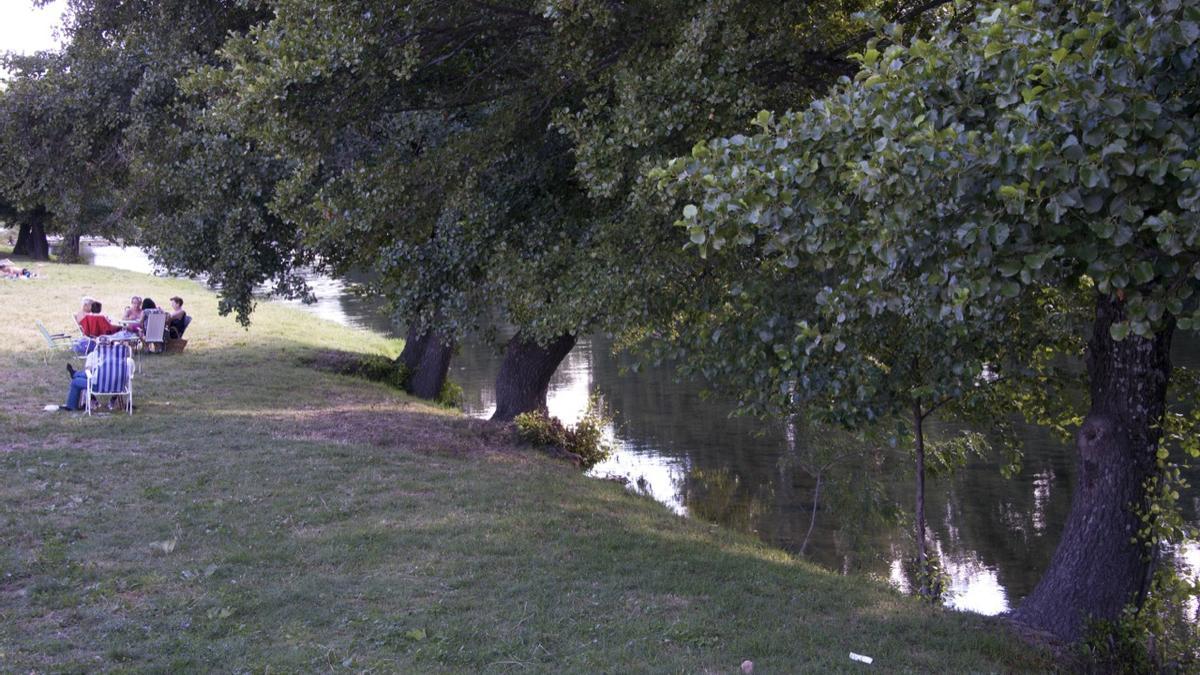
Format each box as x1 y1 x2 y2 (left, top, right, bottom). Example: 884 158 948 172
323 353 460 409
515 396 612 469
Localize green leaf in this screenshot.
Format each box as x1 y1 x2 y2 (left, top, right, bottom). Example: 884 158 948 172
1133 261 1155 284
1109 322 1131 341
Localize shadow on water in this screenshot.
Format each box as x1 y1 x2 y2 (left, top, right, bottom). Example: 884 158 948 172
81 241 1200 618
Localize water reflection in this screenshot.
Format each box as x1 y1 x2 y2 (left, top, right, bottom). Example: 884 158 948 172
81 242 1200 617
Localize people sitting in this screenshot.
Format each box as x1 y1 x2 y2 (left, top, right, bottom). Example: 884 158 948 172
78 301 120 338
59 342 132 412
74 296 96 325
123 295 144 323
60 353 99 411
167 296 187 338
139 297 163 330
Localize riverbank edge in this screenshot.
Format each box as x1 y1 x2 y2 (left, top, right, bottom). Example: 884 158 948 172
0 250 1056 671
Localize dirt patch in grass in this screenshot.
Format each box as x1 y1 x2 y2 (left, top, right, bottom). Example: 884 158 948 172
259 391 525 459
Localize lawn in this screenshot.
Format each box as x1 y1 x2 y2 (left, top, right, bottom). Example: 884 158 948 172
0 251 1055 672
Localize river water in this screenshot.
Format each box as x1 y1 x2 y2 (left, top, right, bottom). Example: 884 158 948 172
83 242 1200 617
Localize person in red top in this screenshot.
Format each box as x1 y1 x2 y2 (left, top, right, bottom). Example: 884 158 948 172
79 301 120 338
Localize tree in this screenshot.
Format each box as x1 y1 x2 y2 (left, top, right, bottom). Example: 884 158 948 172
35 0 296 322
196 0 931 416
662 0 1199 641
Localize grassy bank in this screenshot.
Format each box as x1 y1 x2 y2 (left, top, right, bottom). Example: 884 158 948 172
0 254 1053 672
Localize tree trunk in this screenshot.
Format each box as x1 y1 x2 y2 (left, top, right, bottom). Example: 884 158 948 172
800 472 822 556
913 405 929 598
12 208 50 261
396 324 454 400
1012 294 1174 642
490 332 576 422
58 232 81 263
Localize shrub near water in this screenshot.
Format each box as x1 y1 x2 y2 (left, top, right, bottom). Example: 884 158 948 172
515 396 612 469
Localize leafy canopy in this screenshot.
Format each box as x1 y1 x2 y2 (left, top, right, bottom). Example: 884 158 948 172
658 0 1199 423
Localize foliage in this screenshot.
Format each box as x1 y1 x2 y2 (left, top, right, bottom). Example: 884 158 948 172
657 0 1200 638
902 547 950 605
667 0 1200 343
165 0 944 347
1082 566 1200 672
514 397 613 469
330 353 462 408
0 49 131 253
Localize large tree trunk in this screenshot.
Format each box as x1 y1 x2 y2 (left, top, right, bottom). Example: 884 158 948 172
397 324 454 400
490 332 576 422
1012 294 1174 642
12 208 50 261
58 232 81 263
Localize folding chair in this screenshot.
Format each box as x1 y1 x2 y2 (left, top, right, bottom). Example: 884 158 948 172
142 310 167 354
86 342 135 415
35 320 75 363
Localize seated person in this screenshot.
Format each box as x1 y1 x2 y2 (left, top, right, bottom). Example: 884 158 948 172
60 352 100 410
59 343 132 411
122 295 144 322
166 296 187 338
74 296 96 325
79 301 120 338
138 298 167 348
138 298 163 329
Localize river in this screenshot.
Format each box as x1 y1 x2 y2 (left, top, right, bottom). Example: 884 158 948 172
83 241 1200 618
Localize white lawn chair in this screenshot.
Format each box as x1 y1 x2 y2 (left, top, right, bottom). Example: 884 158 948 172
86 342 135 415
35 320 75 363
142 310 167 354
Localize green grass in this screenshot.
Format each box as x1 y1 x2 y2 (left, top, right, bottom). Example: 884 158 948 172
0 248 1055 672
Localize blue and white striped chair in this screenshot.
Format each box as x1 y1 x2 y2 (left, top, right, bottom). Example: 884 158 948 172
86 342 135 415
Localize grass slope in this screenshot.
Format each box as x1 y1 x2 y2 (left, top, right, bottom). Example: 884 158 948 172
0 254 1053 672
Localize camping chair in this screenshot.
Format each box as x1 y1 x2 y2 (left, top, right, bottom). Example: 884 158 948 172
165 314 192 353
85 342 135 415
142 310 167 354
36 320 75 363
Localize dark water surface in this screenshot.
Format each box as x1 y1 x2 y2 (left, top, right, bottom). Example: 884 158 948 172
84 242 1200 617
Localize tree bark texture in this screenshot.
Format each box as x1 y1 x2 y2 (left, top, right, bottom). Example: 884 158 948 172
12 208 50 261
58 232 81 263
1012 294 1174 642
397 324 454 400
490 332 576 422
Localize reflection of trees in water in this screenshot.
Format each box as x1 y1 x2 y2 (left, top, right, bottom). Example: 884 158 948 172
925 423 1076 602
588 335 1095 595
447 333 1199 605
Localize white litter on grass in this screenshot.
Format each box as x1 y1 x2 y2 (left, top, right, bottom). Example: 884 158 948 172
850 652 874 665
43 404 59 411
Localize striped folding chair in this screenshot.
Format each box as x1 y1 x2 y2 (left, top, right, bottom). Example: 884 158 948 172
86 342 135 415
